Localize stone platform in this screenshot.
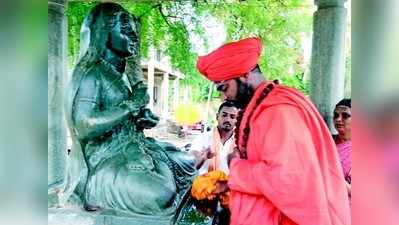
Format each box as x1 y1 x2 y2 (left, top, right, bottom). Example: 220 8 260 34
49 204 212 225
48 208 175 225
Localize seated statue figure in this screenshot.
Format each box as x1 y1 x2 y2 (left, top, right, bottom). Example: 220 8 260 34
64 3 196 221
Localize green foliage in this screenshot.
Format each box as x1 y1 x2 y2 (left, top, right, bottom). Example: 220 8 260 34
66 2 97 67
177 204 211 225
197 0 312 77
281 72 310 95
67 0 313 99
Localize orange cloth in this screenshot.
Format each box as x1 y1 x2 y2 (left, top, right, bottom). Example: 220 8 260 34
228 82 351 225
209 129 235 172
209 128 222 171
196 37 262 81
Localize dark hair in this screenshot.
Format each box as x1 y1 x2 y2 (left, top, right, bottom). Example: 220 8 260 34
336 98 351 108
251 64 262 73
217 101 239 114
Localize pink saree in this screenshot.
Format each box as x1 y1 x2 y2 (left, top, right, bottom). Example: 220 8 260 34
337 141 352 184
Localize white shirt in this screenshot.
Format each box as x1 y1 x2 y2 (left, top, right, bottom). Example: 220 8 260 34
190 128 235 175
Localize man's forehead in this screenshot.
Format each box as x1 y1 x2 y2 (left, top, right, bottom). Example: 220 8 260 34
214 81 224 87
220 106 238 114
335 106 351 112
214 79 234 84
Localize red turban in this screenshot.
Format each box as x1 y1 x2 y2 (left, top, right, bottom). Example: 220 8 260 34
196 37 262 81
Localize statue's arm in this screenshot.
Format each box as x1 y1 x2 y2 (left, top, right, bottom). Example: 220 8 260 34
72 73 137 140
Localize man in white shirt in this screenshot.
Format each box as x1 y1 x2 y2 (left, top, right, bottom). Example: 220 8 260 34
190 101 239 175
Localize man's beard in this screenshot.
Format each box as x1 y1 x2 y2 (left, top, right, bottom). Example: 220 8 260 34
234 78 255 109
220 122 233 132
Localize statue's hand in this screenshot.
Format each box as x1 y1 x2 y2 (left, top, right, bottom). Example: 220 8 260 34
136 108 159 129
120 100 142 117
136 117 157 129
142 92 150 105
130 85 150 106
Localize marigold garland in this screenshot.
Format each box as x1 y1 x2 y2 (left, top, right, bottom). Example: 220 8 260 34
191 170 230 208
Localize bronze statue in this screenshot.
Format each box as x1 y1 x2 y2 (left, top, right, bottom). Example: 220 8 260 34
64 3 196 222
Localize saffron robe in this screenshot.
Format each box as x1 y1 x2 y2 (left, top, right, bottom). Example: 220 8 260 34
228 82 351 225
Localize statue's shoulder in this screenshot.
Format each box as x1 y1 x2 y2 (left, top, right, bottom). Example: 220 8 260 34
77 62 105 84
70 62 105 95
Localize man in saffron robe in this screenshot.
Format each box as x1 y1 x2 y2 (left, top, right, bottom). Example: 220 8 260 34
196 37 350 225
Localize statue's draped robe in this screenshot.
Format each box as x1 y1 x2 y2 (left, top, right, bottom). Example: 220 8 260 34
228 82 351 225
66 59 196 215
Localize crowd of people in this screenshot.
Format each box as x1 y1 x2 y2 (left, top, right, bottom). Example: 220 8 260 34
189 37 352 225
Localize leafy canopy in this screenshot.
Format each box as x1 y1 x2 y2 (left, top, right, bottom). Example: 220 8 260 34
67 0 313 101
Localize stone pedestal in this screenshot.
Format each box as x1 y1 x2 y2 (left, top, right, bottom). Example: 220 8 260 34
310 0 347 131
48 209 174 225
48 190 194 225
48 0 68 205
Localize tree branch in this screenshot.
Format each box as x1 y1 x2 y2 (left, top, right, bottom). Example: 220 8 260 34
275 0 288 8
233 15 244 32
138 3 162 18
158 5 172 27
165 14 184 20
158 4 186 32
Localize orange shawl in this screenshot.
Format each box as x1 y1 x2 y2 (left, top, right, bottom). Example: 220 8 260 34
209 128 235 171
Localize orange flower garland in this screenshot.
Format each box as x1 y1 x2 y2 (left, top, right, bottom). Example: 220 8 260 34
191 170 230 208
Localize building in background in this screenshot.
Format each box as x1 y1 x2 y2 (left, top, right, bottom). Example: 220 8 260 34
141 48 184 121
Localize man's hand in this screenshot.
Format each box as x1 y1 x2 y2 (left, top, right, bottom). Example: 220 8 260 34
193 147 215 169
203 147 216 159
227 147 240 167
214 180 229 194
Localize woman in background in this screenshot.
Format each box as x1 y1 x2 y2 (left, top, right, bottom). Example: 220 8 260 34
333 98 352 196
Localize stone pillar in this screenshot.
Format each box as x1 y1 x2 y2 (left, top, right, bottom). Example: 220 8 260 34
48 0 68 202
173 78 179 108
162 73 169 119
147 62 155 110
183 86 190 103
310 0 347 131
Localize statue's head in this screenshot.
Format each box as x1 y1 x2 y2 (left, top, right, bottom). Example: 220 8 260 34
66 3 141 128
79 3 140 60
